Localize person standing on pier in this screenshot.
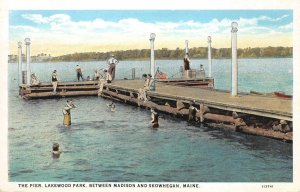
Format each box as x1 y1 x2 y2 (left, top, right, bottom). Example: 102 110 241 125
51 70 58 93
138 74 148 101
107 54 119 82
98 69 108 96
183 53 191 71
62 100 77 127
75 65 84 81
147 74 155 91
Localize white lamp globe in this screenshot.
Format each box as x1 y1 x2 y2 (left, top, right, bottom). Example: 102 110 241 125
150 33 156 39
231 22 238 28
24 38 31 44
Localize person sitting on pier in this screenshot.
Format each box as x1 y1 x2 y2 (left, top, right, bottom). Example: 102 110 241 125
151 109 159 128
107 54 119 82
138 74 154 101
51 70 58 93
86 76 92 81
52 143 61 158
94 69 100 81
62 100 77 127
75 65 84 81
98 69 108 95
199 64 205 78
200 64 204 71
31 73 41 86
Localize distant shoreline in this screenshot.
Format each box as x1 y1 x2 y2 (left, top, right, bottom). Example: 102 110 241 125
8 46 292 63
8 57 293 64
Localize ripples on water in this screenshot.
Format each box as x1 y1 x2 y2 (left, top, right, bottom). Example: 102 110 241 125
8 96 292 182
8 59 292 182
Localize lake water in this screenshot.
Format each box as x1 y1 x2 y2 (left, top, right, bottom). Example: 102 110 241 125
8 58 293 182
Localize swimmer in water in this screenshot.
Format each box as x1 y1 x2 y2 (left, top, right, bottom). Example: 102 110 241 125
151 108 159 128
52 143 61 158
107 102 116 112
62 100 77 127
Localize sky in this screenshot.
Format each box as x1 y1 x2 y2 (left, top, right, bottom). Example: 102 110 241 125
9 10 293 56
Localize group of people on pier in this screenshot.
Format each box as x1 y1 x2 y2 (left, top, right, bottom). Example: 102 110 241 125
49 55 118 93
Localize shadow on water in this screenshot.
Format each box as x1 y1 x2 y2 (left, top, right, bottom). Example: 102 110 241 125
163 114 292 159
202 124 292 158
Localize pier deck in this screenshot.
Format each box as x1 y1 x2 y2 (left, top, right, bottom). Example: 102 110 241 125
107 80 292 121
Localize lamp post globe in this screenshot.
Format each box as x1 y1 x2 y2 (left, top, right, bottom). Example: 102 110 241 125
24 38 31 45
207 36 211 43
231 22 238 28
18 42 22 47
150 33 156 40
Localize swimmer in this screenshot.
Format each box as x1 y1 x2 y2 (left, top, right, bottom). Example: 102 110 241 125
107 102 116 112
52 143 61 158
62 100 77 126
188 101 199 122
151 108 159 128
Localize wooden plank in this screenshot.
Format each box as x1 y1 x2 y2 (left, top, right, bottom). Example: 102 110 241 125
23 90 98 99
28 85 99 91
157 78 212 82
19 80 99 88
165 82 210 85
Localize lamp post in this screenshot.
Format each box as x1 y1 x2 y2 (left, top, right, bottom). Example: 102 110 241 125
150 33 156 78
231 22 238 97
207 36 212 78
24 38 31 86
185 40 189 54
17 42 22 85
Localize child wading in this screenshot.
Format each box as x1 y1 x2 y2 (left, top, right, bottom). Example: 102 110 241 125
62 100 77 126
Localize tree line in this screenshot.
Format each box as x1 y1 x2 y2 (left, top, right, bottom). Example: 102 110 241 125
46 46 293 62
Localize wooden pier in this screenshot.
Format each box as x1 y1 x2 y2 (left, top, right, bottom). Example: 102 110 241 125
101 80 292 142
19 78 293 142
19 81 99 99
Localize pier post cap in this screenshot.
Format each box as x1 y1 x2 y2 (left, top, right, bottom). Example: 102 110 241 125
18 41 22 48
150 33 156 41
207 36 211 43
231 22 238 33
24 38 31 45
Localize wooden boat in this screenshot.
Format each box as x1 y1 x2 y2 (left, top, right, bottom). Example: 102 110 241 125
274 92 292 99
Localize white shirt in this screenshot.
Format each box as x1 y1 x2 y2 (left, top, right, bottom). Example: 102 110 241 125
107 57 119 65
75 66 82 73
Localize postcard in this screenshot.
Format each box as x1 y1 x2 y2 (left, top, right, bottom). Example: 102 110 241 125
1 0 299 191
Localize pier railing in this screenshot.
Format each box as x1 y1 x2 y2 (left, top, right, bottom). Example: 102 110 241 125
179 66 206 79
